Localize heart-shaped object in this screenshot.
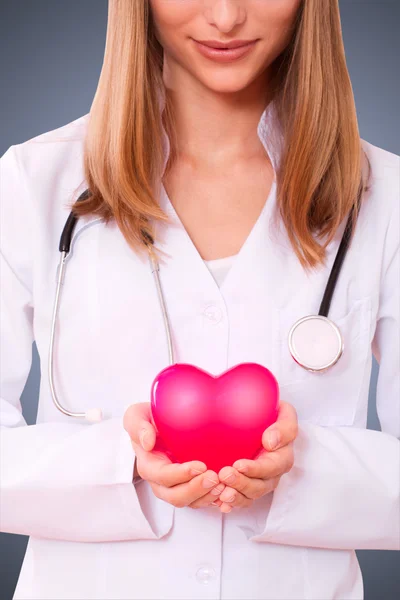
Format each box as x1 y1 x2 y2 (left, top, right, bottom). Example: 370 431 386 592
150 362 279 473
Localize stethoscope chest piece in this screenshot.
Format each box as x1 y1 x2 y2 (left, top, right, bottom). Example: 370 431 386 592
288 315 344 372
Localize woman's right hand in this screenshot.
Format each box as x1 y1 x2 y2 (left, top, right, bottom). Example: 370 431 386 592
123 402 226 509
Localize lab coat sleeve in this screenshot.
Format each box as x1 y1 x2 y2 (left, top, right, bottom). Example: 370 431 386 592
251 192 400 551
0 144 174 543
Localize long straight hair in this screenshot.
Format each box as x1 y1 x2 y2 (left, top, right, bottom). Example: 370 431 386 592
69 0 371 270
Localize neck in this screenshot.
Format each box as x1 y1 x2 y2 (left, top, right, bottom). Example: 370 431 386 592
162 61 273 169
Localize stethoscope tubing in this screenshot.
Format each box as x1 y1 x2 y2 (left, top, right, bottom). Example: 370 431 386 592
49 216 105 422
318 201 359 317
49 190 360 422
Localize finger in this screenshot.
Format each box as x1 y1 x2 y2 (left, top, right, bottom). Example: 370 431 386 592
262 401 298 451
210 498 223 508
132 440 208 487
232 444 295 480
219 463 273 500
219 466 266 499
219 491 254 513
220 503 233 513
150 469 221 508
219 474 267 501
188 483 227 509
123 402 157 451
219 472 280 502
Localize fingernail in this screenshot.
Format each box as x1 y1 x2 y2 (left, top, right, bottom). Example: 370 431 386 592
267 430 280 450
211 501 220 506
203 477 218 489
225 495 236 503
222 505 233 513
139 429 148 449
211 485 225 496
222 472 236 484
190 469 205 476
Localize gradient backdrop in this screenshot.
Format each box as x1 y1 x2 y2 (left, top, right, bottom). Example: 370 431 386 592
0 1 399 599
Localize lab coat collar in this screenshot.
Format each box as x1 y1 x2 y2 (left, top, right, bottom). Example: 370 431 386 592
154 88 349 309
77 90 289 320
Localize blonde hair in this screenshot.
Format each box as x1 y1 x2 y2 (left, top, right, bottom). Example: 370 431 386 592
69 0 371 270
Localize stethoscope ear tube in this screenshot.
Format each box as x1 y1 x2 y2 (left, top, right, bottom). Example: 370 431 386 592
318 202 359 318
59 189 90 253
50 190 104 422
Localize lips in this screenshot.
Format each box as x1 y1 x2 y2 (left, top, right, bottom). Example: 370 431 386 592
195 39 258 50
192 39 258 63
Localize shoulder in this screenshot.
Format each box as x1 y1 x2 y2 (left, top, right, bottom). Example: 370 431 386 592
360 138 399 211
0 114 90 271
358 138 399 287
361 137 399 173
23 112 89 145
359 137 399 232
1 112 89 184
1 113 90 225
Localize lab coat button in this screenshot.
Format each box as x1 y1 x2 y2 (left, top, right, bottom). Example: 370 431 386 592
203 305 223 324
196 565 217 584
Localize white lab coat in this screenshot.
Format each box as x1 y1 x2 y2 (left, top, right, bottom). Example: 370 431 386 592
0 99 399 600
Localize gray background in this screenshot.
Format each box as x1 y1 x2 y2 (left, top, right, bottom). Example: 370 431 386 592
0 1 399 599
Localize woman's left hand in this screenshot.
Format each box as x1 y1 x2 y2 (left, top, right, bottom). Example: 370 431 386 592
214 401 298 513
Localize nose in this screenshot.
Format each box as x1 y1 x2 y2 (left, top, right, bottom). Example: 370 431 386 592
204 0 246 32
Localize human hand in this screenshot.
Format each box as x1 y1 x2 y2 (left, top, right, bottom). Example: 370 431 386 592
123 402 227 509
214 401 298 513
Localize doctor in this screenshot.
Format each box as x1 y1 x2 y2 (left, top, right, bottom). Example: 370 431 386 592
1 0 399 599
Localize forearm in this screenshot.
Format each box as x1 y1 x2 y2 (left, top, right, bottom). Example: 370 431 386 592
250 421 400 550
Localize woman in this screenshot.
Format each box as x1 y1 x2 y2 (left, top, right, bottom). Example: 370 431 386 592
1 0 399 599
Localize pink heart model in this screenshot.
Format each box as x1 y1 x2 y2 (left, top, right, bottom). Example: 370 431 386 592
150 362 279 473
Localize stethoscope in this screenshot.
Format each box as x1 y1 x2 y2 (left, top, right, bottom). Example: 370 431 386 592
49 189 360 422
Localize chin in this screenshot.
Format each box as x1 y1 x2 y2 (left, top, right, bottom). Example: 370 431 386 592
195 72 256 95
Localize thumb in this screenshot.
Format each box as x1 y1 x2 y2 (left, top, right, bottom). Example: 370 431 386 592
123 402 156 451
262 401 298 451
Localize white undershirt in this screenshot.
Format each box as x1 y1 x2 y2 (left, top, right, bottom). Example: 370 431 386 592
203 253 238 288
